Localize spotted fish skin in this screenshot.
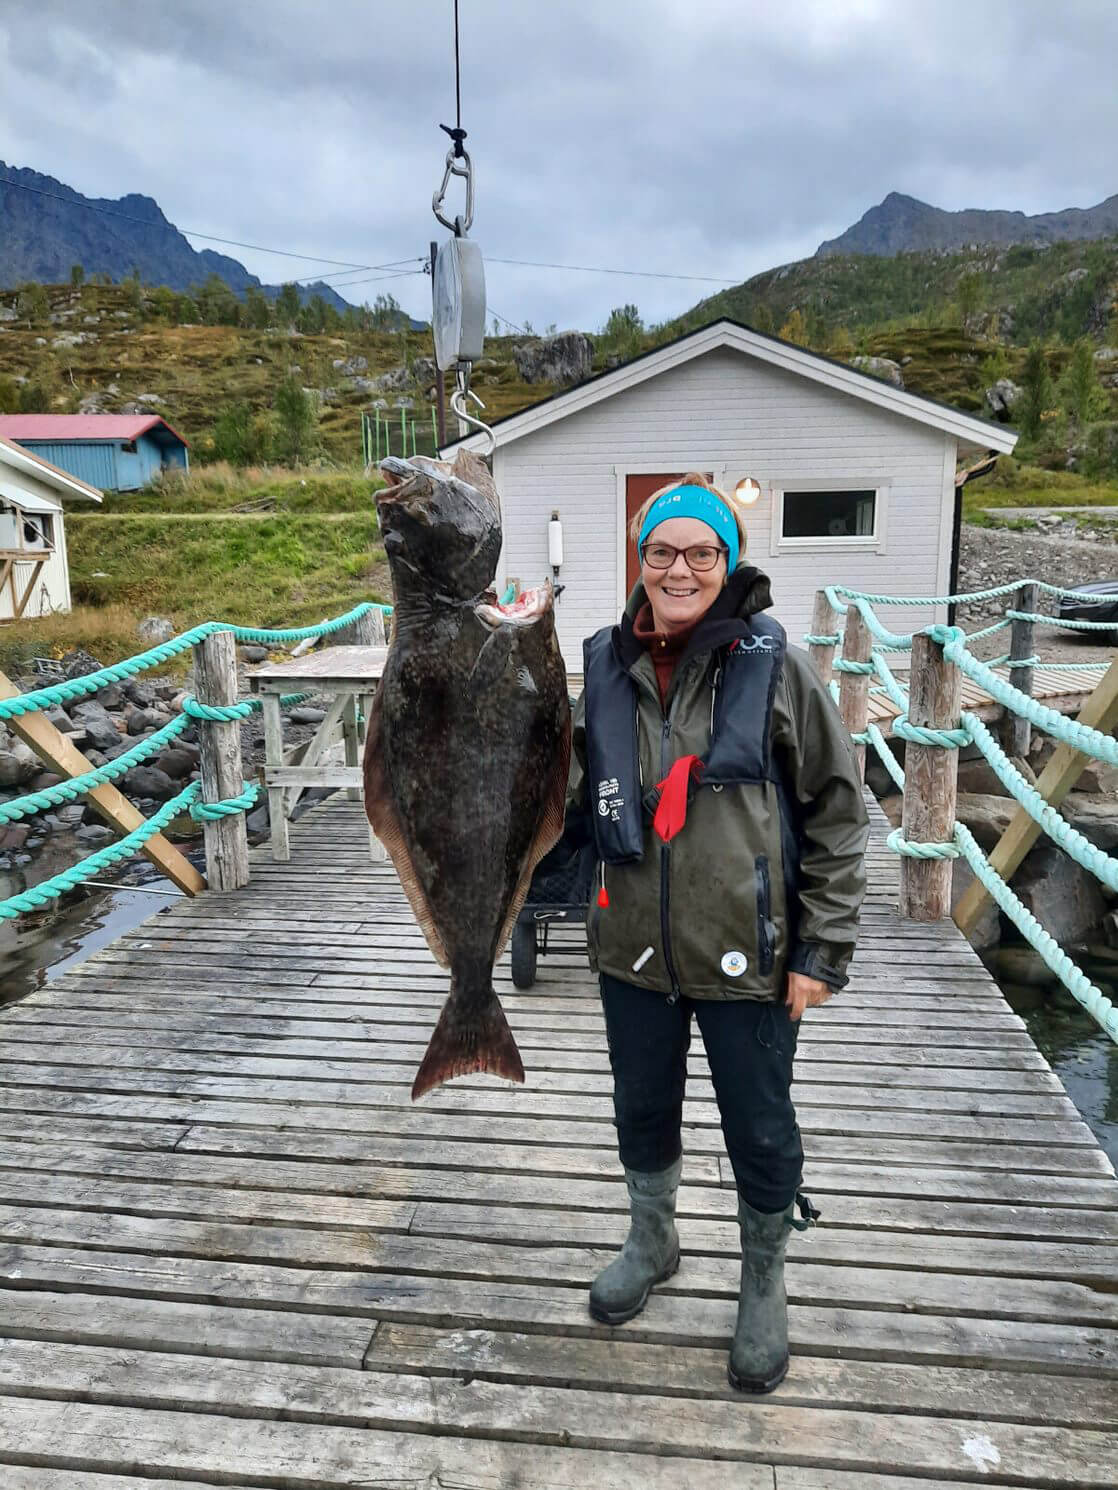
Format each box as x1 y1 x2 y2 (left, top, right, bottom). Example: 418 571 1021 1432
363 451 570 1099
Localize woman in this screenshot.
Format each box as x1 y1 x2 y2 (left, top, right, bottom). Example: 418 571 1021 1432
566 474 868 1392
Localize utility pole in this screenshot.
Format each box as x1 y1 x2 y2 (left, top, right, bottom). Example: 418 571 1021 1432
430 241 447 450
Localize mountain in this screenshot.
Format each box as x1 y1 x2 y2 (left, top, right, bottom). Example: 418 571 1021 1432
817 190 1118 258
0 162 353 310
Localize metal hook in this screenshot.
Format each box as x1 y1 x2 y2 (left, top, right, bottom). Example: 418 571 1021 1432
449 382 495 457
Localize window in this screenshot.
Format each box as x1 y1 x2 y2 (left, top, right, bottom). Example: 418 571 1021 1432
22 514 53 549
782 489 875 540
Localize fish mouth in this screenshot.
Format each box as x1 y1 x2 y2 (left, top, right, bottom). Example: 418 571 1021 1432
377 456 433 501
476 582 554 629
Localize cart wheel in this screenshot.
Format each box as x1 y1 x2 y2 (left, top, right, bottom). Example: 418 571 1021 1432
510 917 538 988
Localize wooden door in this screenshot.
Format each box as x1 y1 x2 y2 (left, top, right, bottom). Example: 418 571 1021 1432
624 473 714 594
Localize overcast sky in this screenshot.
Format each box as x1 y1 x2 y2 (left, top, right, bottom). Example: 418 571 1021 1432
2 1 1116 331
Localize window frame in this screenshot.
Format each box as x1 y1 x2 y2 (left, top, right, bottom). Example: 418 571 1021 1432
768 478 889 556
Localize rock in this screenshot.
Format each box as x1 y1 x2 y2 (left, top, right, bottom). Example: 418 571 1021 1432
1095 347 1118 362
51 331 93 348
514 332 594 387
153 681 182 703
850 355 903 388
1010 844 1107 944
127 709 161 735
60 648 104 680
121 766 176 801
289 706 326 725
156 748 196 781
78 391 114 414
27 771 63 792
91 682 124 710
246 803 270 835
955 792 1017 851
124 679 157 708
1069 762 1118 794
332 355 368 376
45 706 76 732
71 703 123 750
0 305 17 322
0 741 40 787
950 858 1000 952
38 813 63 833
240 645 269 664
875 790 903 828
137 616 176 646
995 944 1058 988
75 824 115 844
0 824 30 852
955 754 1035 796
1062 793 1118 853
985 379 1022 419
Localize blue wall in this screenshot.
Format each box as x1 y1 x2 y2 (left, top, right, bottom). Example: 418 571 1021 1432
16 434 189 492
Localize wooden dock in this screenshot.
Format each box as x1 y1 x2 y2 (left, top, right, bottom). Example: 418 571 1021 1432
0 794 1115 1488
867 661 1110 738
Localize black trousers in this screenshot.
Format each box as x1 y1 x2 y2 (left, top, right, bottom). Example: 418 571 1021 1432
599 972 803 1213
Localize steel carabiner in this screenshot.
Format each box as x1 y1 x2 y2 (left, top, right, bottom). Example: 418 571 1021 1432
433 146 475 234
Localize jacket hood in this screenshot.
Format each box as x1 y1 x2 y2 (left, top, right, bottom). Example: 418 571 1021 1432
623 564 773 623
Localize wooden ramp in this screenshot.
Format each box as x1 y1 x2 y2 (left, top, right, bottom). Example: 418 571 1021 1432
0 795 1115 1488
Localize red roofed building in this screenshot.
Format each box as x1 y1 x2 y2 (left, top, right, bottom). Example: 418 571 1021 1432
0 414 189 492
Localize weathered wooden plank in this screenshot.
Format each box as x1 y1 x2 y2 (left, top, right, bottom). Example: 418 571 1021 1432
0 1398 769 1490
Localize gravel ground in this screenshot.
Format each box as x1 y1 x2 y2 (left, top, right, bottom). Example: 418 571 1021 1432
956 523 1118 665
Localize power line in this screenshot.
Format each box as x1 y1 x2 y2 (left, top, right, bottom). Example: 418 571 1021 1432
489 307 528 334
488 256 737 285
295 260 427 286
0 172 405 275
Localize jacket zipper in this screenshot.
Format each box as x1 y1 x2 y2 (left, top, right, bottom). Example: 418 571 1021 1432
660 690 684 1004
756 854 774 976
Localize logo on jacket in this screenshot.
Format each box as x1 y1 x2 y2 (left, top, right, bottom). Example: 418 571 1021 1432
731 635 777 655
596 777 625 823
721 950 748 977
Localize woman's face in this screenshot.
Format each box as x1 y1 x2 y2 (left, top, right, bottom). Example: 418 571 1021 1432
641 515 728 634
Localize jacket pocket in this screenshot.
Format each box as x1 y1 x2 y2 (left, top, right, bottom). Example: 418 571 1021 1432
756 855 775 976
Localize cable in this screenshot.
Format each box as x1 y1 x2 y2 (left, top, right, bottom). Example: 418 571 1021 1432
489 307 528 334
454 0 462 137
296 258 428 285
0 172 402 275
488 256 738 284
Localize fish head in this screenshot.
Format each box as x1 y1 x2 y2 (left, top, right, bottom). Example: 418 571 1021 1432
376 451 501 600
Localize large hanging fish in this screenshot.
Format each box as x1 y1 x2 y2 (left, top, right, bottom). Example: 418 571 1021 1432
363 451 571 1100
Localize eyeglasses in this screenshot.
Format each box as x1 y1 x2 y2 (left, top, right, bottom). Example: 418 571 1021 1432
640 541 728 573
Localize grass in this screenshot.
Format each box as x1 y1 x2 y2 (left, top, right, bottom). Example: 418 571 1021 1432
70 463 384 515
0 500 389 678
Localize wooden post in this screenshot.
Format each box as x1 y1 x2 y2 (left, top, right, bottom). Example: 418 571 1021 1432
334 606 386 648
194 629 249 892
1007 581 1037 758
899 632 962 920
955 652 1118 934
808 589 838 685
837 604 872 781
0 669 205 896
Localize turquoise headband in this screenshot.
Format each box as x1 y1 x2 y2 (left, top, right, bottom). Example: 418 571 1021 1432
638 485 739 573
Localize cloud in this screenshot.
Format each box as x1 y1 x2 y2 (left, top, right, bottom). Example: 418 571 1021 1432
2 0 1116 329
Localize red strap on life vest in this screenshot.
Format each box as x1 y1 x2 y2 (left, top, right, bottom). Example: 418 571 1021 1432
652 754 704 842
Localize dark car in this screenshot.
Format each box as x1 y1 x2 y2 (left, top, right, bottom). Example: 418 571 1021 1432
1057 580 1118 643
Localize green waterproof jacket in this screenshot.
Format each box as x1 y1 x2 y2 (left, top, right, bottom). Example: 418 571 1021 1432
568 568 869 1001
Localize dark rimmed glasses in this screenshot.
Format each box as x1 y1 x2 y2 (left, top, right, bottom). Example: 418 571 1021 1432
640 541 728 573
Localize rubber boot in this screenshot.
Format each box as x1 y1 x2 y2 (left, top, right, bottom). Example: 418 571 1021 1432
727 1195 795 1392
589 1156 682 1324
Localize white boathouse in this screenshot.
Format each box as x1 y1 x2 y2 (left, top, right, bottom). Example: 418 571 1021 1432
0 434 102 622
443 319 1018 667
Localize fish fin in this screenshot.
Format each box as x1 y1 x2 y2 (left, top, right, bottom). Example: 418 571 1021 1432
494 707 573 961
412 985 525 1100
468 624 517 691
362 686 450 969
452 448 501 515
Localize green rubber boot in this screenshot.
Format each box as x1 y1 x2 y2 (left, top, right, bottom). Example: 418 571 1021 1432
727 1195 795 1393
589 1157 682 1325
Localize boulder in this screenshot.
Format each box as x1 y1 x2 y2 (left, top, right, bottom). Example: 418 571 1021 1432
75 823 115 844
156 748 196 781
1009 844 1107 945
995 944 1057 988
985 379 1022 419
514 332 594 387
27 771 63 792
60 648 104 680
91 681 125 710
1061 793 1118 854
956 754 1035 796
137 616 176 646
0 741 40 788
289 706 326 726
850 355 903 388
332 355 368 376
121 766 177 801
0 824 30 852
955 792 1017 851
240 645 269 664
70 703 123 751
124 679 157 708
950 858 1000 952
45 706 76 733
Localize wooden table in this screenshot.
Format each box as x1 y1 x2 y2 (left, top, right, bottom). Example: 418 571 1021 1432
248 645 388 861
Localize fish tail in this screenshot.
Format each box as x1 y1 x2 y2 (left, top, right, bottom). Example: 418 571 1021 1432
411 984 526 1101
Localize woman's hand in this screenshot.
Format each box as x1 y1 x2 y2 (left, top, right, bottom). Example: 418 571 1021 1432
785 971 832 1021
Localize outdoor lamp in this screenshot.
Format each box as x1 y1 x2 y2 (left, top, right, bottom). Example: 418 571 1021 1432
735 477 762 505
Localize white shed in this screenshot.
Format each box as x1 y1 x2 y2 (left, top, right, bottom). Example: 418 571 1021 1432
0 434 102 621
444 319 1018 667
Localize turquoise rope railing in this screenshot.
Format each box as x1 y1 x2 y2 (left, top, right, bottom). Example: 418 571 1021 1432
0 603 392 919
812 577 1118 1045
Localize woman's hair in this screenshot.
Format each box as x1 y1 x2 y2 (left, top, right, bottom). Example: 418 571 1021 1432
628 472 749 567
